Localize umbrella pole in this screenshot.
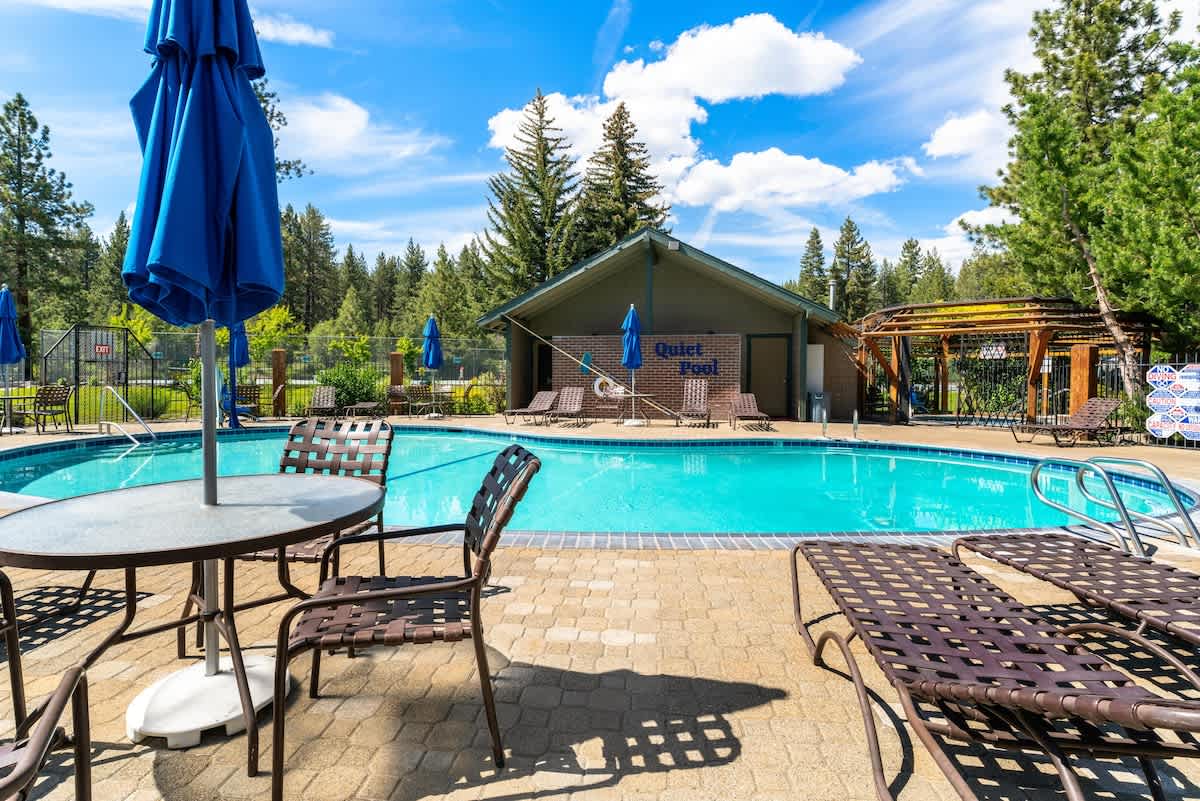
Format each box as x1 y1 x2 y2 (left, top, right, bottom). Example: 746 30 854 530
199 320 220 676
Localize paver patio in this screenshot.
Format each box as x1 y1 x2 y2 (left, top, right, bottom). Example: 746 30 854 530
1 534 1198 800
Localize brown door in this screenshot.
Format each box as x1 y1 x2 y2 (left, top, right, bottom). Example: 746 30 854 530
748 335 791 417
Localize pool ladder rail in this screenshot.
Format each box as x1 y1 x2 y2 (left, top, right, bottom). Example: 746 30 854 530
97 385 158 448
1029 456 1200 557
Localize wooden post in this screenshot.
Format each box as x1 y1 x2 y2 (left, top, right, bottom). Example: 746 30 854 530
855 345 867 418
939 336 951 413
271 348 287 416
1069 344 1099 415
889 336 900 424
1026 329 1050 423
389 352 405 387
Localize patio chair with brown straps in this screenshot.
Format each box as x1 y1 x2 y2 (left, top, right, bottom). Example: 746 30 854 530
304 385 338 417
730 392 771 430
502 389 557 425
1010 396 1123 446
25 385 73 434
792 540 1200 801
550 385 585 425
954 532 1200 647
677 378 711 427
268 444 541 801
386 384 409 415
406 383 446 417
176 418 394 657
0 571 92 801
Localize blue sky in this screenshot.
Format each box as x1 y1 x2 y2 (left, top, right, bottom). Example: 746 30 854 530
2 1 1196 287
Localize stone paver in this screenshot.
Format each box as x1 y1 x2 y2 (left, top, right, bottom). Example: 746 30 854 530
0 541 1197 800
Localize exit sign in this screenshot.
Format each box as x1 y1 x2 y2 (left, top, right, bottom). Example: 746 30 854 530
94 343 112 355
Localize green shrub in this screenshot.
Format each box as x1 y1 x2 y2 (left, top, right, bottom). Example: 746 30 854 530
125 386 172 419
317 362 384 407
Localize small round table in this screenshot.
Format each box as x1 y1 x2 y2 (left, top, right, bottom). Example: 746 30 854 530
0 473 385 775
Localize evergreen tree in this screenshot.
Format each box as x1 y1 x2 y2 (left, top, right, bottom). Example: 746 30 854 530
253 79 309 181
339 244 373 330
982 0 1186 396
280 203 339 329
88 211 130 321
0 93 91 369
955 245 1029 300
909 249 955 304
874 258 905 309
370 251 402 337
389 239 428 334
843 242 878 322
411 245 473 339
793 228 828 302
483 89 581 302
330 285 369 335
574 102 669 258
829 217 871 317
893 238 922 302
456 240 488 335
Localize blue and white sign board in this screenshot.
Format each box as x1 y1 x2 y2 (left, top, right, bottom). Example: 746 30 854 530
1146 363 1200 440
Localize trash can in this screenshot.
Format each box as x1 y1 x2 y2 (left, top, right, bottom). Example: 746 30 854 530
808 392 826 423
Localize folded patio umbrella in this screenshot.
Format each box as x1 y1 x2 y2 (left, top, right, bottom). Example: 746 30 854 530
225 321 250 429
0 285 27 431
621 304 643 423
422 315 444 371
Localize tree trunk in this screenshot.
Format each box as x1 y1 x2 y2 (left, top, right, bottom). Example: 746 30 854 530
1061 190 1141 399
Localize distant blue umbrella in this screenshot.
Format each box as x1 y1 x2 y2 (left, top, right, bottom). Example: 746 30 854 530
0 285 27 426
225 321 250 428
422 316 443 371
621 304 643 423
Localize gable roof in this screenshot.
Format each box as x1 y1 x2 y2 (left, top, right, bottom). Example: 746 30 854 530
478 228 839 328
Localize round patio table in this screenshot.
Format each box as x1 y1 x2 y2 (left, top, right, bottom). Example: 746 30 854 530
0 392 35 435
0 473 385 776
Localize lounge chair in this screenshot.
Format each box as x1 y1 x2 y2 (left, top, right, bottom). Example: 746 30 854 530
792 540 1200 801
954 532 1200 647
386 384 409 415
406 383 447 417
268 445 541 801
730 392 771 430
503 390 557 425
305 385 338 417
0 571 92 800
550 386 585 425
21 385 73 434
677 378 711 427
1010 396 1122 446
593 382 626 422
219 372 260 424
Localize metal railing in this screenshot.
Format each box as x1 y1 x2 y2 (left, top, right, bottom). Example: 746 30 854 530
98 385 157 445
1030 457 1145 556
1082 457 1200 549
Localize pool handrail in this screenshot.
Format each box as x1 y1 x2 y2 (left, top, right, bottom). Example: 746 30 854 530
1084 456 1200 549
97 385 157 444
1029 457 1145 556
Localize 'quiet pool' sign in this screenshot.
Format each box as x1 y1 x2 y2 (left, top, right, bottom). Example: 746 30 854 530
655 341 719 376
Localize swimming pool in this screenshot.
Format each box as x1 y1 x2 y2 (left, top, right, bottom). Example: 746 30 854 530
0 428 1188 534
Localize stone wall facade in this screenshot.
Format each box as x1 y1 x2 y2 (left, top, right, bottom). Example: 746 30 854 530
550 334 742 420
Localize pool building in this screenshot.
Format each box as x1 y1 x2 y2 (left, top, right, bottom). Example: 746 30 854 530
479 229 857 421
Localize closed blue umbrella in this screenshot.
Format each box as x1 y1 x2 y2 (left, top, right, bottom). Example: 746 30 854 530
621 304 643 424
422 316 443 370
225 321 250 428
0 285 27 432
121 0 284 699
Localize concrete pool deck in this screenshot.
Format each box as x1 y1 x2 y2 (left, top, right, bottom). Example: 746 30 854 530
1 416 1199 799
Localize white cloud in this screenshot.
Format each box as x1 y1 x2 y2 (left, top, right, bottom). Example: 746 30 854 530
622 44 635 55
338 171 494 199
880 206 1017 271
648 39 665 52
279 93 447 176
327 206 487 258
11 1 336 47
675 148 917 213
593 0 632 72
922 108 1011 179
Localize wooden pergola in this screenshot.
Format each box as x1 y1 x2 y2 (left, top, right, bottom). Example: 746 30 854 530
856 297 1154 424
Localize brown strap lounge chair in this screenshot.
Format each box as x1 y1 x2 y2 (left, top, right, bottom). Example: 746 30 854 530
730 392 771 430
954 532 1200 648
677 378 711 427
792 540 1200 801
24 385 73 434
503 389 557 425
406 383 447 417
305 385 338 417
1011 396 1122 446
268 445 541 801
386 384 409 415
178 419 394 657
550 385 585 425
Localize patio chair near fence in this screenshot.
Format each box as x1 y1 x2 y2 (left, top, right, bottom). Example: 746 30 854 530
386 385 409 416
792 540 1200 801
268 444 541 801
550 386 585 425
19 385 73 434
0 571 92 801
305 385 338 417
730 392 771 430
178 419 394 657
406 383 446 417
677 378 711 427
503 390 557 425
1010 396 1122 446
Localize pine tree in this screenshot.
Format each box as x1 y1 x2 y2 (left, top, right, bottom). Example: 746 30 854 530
280 203 339 329
340 244 373 330
330 285 368 335
0 93 92 370
982 0 1185 396
88 211 130 321
370 251 402 337
411 245 473 339
874 259 905 309
955 245 1028 300
483 89 581 302
253 78 309 181
893 238 922 303
389 239 428 334
909 249 954 304
829 217 871 317
575 102 669 259
843 242 878 322
793 228 828 302
456 240 487 335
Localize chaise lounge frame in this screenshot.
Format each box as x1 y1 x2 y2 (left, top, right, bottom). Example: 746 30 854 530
503 389 557 425
677 378 711 427
730 392 771 430
791 540 1200 801
1010 396 1122 446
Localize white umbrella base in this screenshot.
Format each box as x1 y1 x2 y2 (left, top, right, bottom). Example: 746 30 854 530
0 427 24 434
126 654 289 749
622 419 648 427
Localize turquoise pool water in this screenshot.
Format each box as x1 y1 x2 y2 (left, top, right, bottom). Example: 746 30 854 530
0 429 1185 533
